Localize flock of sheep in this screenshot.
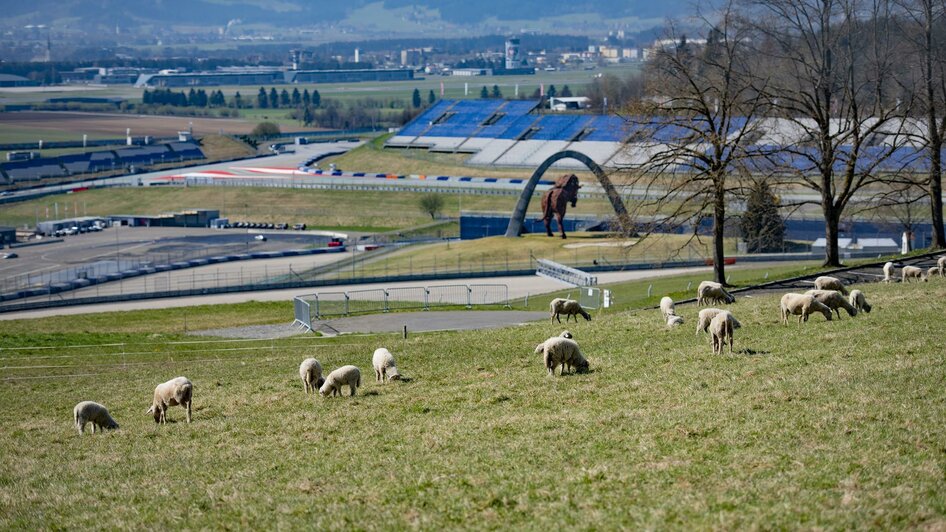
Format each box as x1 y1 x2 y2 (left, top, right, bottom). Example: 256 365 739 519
72 256 945 434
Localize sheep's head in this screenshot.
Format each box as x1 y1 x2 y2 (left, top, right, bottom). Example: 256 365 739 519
575 359 590 373
388 372 402 381
146 405 161 423
316 377 326 388
318 381 332 396
862 303 872 313
845 306 857 317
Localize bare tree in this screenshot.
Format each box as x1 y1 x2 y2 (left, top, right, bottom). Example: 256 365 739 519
895 0 946 248
623 2 769 285
747 0 911 266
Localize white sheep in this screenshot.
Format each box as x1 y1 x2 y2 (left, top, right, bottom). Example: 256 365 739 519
696 308 742 335
848 289 871 314
535 336 589 376
320 365 361 397
667 314 685 328
804 289 858 319
534 331 575 355
939 256 946 277
883 262 895 283
73 401 119 435
813 276 848 294
549 298 591 324
928 266 941 279
780 293 833 324
902 265 927 283
372 348 401 382
660 296 675 320
709 311 736 355
299 358 325 394
147 376 193 424
697 281 735 306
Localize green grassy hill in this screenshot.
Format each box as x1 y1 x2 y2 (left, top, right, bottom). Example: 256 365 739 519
0 278 944 528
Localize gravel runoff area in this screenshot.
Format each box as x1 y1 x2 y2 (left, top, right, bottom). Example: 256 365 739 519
192 310 550 339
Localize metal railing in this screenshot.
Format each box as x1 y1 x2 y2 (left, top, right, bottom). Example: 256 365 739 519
293 283 510 327
535 259 597 286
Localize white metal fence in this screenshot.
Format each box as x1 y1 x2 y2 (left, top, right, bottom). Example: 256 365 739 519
535 259 597 287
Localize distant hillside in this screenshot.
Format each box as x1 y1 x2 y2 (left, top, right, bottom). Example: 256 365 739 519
6 0 692 32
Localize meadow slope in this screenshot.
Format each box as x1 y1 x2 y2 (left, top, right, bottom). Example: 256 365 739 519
0 280 944 528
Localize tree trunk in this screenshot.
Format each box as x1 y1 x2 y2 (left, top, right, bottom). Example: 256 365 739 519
823 208 842 267
929 149 945 248
713 182 727 285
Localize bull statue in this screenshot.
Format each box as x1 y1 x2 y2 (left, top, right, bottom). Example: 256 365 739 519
539 174 582 239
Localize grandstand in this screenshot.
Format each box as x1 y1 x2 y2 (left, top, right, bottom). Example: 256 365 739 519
388 99 940 172
0 142 205 185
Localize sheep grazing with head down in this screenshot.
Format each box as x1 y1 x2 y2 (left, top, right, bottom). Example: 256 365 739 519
697 281 735 306
320 365 361 397
372 348 401 382
883 262 896 283
804 289 858 319
299 358 325 394
73 401 119 435
813 276 848 295
660 296 676 320
939 256 946 277
696 308 742 335
780 293 833 324
902 265 927 283
709 311 737 355
928 266 941 279
666 314 684 328
147 376 193 424
549 298 591 324
535 336 589 376
848 289 871 314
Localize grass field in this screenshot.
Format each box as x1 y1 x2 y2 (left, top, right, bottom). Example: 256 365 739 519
0 275 943 528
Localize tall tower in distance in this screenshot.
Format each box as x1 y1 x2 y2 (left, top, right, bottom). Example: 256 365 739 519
45 33 52 63
504 38 520 70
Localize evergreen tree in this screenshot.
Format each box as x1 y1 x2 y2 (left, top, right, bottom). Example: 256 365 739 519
187 88 198 106
197 89 208 107
561 85 573 97
480 86 489 98
547 85 557 98
412 88 422 108
269 87 279 109
428 89 436 104
291 87 301 107
740 180 785 253
280 89 290 107
234 91 243 108
303 105 314 126
311 89 321 108
257 87 268 108
302 89 311 106
491 84 502 98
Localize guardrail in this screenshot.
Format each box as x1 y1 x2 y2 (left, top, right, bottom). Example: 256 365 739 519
292 283 510 328
536 259 597 286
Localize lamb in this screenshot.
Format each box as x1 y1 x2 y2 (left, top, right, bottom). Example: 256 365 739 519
780 293 833 324
697 281 735 306
813 276 848 295
372 348 401 382
536 336 589 376
804 289 858 319
146 376 193 424
848 289 871 314
73 401 119 435
883 262 895 283
299 358 325 394
667 314 685 328
660 296 676 320
902 265 927 283
696 308 742 335
319 365 361 397
709 311 736 355
549 298 592 324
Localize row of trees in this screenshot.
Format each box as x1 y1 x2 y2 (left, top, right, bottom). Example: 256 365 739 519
255 87 321 109
624 0 946 285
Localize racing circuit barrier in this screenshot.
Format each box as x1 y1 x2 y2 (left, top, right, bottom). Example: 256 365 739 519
535 259 597 287
292 284 510 329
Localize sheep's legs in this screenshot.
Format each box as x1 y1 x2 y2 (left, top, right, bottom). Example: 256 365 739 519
186 401 192 423
349 385 357 397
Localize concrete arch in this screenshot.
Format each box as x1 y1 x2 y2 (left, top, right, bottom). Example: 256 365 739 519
504 150 631 237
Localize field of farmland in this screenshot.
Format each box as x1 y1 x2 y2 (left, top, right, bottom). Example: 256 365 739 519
0 277 943 528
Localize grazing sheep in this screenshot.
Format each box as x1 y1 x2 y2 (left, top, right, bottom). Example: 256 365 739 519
902 265 927 283
147 376 193 424
660 296 676 320
697 281 735 306
928 266 941 279
549 298 592 324
849 289 871 314
709 311 736 355
372 348 401 382
939 256 946 277
299 358 325 394
780 293 833 324
813 276 848 295
696 308 742 335
534 331 575 355
319 365 361 397
883 262 895 283
667 314 685 328
804 289 858 319
536 336 589 376
73 401 119 435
